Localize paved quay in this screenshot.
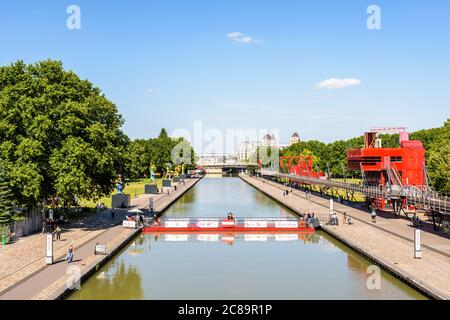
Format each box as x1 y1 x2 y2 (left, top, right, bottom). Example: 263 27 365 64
0 178 200 300
240 174 450 300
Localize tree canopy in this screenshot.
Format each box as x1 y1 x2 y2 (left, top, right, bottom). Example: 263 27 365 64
426 120 450 194
0 60 129 208
0 162 15 224
125 129 196 180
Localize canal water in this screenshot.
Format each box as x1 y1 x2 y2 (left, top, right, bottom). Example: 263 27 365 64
69 177 426 300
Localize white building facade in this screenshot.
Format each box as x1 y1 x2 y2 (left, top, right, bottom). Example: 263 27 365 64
290 132 300 145
236 142 258 162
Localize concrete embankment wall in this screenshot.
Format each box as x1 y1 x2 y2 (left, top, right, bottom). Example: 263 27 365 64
240 174 449 300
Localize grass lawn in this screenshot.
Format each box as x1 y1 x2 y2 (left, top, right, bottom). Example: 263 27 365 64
78 179 163 208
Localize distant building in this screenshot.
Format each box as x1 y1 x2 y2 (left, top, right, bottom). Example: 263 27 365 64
261 134 277 147
197 154 226 165
235 133 290 161
237 141 258 162
290 132 300 146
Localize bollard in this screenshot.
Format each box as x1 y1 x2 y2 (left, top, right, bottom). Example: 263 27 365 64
149 197 154 211
414 229 422 259
45 233 53 265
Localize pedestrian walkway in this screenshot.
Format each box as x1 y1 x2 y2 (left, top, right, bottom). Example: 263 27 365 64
251 175 450 256
241 174 450 299
0 178 199 299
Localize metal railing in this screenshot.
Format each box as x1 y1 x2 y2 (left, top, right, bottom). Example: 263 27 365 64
260 170 450 215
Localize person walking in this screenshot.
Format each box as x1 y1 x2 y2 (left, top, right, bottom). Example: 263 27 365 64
371 209 377 224
41 219 47 234
66 243 74 263
111 207 116 220
56 225 62 241
59 214 65 227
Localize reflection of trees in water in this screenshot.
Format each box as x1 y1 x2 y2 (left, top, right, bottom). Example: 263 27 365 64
135 235 145 246
177 187 196 205
74 260 143 300
255 191 273 206
346 251 369 272
302 233 321 244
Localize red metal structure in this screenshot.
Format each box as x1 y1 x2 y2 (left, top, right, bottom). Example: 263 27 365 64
279 156 325 179
347 130 426 211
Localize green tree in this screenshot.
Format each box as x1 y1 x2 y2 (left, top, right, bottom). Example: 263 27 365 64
124 131 196 180
250 146 280 167
125 139 153 179
0 162 15 225
158 128 169 139
0 60 129 209
427 120 450 194
428 142 450 194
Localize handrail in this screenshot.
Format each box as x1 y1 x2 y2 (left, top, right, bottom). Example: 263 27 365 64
260 170 450 215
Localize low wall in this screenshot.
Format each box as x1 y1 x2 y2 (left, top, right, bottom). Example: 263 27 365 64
9 211 42 239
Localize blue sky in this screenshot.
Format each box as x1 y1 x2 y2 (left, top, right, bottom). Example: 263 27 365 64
1 0 449 150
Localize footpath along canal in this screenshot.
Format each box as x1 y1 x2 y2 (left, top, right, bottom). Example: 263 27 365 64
68 177 427 300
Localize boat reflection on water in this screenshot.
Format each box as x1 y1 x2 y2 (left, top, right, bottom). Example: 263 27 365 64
145 232 322 245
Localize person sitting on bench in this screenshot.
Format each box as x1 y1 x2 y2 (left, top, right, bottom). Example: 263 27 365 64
412 215 422 228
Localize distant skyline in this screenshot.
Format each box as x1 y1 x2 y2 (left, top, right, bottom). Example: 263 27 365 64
1 0 449 151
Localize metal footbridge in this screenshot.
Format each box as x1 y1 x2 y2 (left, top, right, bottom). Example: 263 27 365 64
259 170 450 217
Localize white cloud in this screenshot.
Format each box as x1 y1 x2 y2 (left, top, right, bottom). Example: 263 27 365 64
227 31 262 44
316 78 361 90
227 32 243 39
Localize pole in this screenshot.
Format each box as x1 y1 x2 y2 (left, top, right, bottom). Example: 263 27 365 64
341 163 347 184
45 233 53 265
149 197 154 211
308 192 312 215
414 229 422 259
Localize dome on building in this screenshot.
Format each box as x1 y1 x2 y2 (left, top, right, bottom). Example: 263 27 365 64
292 132 299 138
